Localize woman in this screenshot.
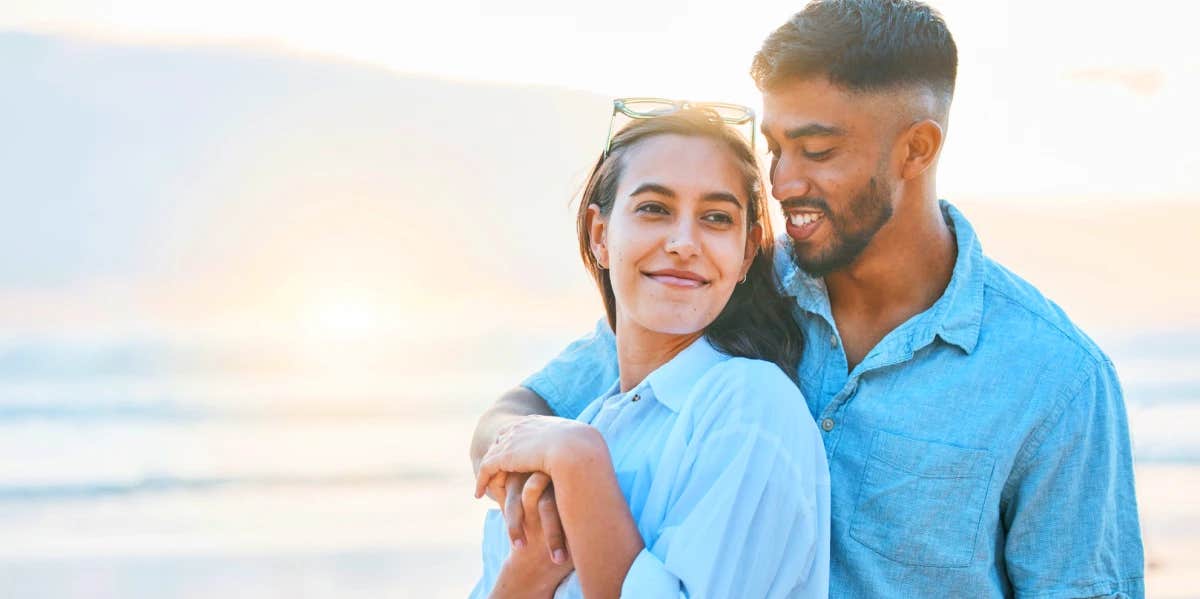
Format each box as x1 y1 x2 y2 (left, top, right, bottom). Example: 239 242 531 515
471 107 830 598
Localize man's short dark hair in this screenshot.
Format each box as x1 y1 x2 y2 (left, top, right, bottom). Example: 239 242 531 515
751 0 957 105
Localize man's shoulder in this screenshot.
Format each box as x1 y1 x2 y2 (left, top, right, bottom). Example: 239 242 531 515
977 254 1110 369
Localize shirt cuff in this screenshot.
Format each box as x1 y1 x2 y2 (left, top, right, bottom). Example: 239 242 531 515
621 548 679 598
1014 576 1145 599
519 371 566 415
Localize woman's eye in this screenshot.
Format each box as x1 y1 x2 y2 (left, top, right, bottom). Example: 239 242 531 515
802 148 834 161
703 212 734 225
636 203 669 215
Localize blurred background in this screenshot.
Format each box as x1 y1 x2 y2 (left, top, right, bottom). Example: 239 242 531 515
1 0 1196 597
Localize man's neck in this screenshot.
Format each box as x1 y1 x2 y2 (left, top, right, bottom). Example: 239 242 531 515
825 194 957 369
613 318 702 393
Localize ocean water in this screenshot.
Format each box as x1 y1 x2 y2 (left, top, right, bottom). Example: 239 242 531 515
0 331 1195 597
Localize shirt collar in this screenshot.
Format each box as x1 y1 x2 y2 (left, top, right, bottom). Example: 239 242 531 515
636 336 729 413
927 201 985 354
776 199 985 355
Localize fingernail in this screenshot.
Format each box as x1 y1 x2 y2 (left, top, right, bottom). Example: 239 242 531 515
513 538 525 549
553 549 566 564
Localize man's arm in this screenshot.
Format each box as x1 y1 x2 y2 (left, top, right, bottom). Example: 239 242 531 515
470 319 620 566
471 387 569 562
1001 357 1144 598
471 387 553 475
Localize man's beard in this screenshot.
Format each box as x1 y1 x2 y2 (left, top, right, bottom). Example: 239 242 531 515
790 176 894 278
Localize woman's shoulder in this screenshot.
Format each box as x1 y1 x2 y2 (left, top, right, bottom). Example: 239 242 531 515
689 356 813 434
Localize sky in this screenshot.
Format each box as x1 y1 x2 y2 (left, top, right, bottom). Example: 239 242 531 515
3 0 1196 98
4 0 1199 199
1 0 1197 357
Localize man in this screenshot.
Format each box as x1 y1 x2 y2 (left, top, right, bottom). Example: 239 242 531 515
471 0 1144 596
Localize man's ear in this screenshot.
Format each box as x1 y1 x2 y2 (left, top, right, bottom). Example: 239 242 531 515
586 204 609 268
898 119 945 180
740 223 762 280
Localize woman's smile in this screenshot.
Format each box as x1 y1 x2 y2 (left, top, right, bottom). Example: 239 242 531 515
642 268 710 289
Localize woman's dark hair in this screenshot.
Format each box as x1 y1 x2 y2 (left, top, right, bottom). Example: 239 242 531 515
576 108 803 380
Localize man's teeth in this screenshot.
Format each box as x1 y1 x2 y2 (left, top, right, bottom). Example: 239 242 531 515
789 213 825 227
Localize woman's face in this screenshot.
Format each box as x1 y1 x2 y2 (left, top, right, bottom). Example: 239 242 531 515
590 134 758 336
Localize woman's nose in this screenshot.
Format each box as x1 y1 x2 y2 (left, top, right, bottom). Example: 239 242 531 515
664 220 700 259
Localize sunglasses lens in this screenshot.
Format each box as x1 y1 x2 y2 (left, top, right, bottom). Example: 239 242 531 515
621 99 678 117
705 103 753 124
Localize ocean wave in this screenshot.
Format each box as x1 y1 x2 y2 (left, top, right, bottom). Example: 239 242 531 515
0 470 451 503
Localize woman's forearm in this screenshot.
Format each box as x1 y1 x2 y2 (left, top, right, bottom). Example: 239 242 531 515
471 388 554 473
549 430 645 599
489 555 563 599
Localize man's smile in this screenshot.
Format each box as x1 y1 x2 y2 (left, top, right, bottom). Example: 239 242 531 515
785 210 826 241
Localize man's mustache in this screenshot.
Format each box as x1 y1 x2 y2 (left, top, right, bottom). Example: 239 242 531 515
779 197 831 213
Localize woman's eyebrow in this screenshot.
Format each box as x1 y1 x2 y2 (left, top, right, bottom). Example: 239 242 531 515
630 182 675 198
702 191 743 209
630 183 742 209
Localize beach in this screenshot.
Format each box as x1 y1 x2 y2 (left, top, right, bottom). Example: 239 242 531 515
1 341 1195 597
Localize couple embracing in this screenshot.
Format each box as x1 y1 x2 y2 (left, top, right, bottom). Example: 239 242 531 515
469 1 1144 597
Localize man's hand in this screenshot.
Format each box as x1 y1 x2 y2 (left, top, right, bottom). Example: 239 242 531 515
472 388 568 564
489 482 574 599
486 471 568 565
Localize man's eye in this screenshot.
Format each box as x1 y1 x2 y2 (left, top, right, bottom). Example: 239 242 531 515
803 148 834 161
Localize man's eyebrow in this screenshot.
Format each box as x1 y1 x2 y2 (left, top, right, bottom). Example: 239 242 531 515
783 123 845 139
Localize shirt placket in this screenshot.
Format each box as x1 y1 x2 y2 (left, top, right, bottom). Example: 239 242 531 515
816 319 850 457
817 327 923 459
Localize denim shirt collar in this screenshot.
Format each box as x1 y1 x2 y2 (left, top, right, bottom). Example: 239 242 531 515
777 199 985 356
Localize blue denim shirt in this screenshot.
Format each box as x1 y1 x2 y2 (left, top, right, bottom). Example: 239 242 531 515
522 201 1144 598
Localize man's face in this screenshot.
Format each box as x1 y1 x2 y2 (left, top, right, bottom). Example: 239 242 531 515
762 77 897 278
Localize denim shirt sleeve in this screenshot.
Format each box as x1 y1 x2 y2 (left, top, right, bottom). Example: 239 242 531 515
520 318 618 419
1001 358 1145 598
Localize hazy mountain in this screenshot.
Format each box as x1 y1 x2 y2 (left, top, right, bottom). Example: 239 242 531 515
0 32 610 284
0 31 1195 380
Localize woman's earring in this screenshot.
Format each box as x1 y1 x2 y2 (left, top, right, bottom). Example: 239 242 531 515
739 273 748 284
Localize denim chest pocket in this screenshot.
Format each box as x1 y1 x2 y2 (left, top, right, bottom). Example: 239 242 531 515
850 431 996 568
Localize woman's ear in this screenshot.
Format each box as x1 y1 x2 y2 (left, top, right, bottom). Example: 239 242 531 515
740 223 762 280
587 204 609 268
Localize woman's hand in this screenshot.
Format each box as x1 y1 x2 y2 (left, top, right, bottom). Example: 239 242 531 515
473 415 603 500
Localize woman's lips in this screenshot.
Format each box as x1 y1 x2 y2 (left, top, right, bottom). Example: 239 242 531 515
785 211 825 242
644 269 709 288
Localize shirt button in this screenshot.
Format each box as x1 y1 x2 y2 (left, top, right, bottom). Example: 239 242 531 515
830 334 839 348
821 418 835 432
631 394 640 402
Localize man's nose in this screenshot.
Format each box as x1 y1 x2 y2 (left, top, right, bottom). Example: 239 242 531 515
770 155 813 202
664 219 700 259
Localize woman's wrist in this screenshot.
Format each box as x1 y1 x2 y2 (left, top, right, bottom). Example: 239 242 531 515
492 555 565 599
546 424 608 480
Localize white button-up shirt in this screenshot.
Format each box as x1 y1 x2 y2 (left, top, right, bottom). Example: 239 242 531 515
472 336 830 598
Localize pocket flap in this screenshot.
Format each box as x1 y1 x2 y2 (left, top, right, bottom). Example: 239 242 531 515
870 431 993 479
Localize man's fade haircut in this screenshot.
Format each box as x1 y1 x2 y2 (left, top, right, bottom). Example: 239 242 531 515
751 0 957 116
